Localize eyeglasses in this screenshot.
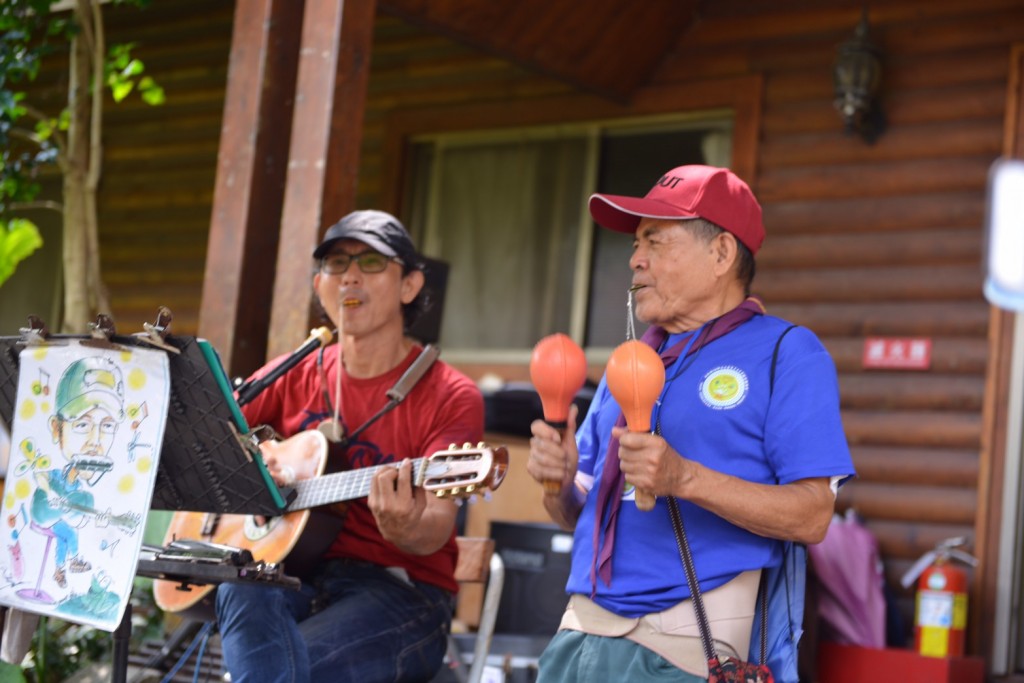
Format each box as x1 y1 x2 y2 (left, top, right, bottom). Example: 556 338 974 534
320 251 401 275
63 417 118 435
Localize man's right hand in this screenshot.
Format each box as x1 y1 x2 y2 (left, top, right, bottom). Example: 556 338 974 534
528 404 583 530
527 403 579 495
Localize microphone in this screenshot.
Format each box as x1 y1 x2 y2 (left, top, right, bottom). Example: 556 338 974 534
236 327 334 407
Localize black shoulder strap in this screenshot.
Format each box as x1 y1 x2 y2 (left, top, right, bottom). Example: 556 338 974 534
347 344 440 443
768 324 808 646
769 325 798 397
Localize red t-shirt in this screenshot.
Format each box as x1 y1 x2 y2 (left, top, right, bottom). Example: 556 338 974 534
240 344 484 594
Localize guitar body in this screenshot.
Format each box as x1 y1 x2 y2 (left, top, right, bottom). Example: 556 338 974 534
153 430 329 618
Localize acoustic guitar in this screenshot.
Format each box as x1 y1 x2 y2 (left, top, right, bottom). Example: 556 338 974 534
153 430 508 618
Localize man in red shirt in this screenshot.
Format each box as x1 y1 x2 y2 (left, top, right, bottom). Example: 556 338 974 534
216 210 484 683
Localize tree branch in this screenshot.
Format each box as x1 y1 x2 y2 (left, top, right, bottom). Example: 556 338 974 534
17 105 68 158
9 200 65 213
8 128 44 147
74 0 96 54
87 0 104 190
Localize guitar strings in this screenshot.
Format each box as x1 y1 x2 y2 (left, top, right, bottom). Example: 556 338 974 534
289 459 428 510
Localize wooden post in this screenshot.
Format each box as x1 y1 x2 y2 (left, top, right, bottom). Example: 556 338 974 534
973 41 1024 667
266 0 378 359
198 0 304 378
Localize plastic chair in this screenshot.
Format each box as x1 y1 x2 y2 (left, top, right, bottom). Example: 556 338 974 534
446 536 505 683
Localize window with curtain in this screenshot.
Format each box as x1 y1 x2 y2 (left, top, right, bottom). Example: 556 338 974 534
405 115 733 359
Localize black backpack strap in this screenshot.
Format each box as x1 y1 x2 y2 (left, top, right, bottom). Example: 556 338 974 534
769 325 798 397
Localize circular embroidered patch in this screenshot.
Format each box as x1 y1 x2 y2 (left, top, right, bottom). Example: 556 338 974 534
699 366 749 409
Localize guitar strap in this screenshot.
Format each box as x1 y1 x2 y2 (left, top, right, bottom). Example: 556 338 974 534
337 344 441 447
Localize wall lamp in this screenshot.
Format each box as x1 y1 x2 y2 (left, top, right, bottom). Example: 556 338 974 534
833 8 885 143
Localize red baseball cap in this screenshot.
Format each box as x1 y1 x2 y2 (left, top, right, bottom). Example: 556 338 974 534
588 165 766 255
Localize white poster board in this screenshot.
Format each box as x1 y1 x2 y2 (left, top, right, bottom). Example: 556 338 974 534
0 341 169 631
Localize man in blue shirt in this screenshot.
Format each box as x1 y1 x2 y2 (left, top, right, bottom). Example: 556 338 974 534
527 165 855 682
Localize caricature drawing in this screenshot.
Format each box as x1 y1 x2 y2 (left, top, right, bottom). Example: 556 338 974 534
29 357 139 590
1 341 169 631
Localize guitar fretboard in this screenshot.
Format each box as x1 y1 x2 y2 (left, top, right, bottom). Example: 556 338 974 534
286 458 429 511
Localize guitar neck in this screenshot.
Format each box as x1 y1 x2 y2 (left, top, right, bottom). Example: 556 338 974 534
64 502 136 531
286 458 428 511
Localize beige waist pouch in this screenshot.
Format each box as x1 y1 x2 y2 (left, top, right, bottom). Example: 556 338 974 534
559 569 760 677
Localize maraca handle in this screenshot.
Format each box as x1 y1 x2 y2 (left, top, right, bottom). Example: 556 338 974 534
543 480 563 495
542 419 568 495
635 489 655 511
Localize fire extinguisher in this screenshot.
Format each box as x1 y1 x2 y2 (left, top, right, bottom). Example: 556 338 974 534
899 536 978 658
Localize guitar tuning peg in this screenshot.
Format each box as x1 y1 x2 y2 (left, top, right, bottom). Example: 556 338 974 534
462 442 472 449
448 443 457 450
450 487 462 496
465 484 477 494
477 441 486 449
435 490 447 499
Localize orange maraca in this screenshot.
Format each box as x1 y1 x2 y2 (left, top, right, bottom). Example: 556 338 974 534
605 339 665 511
530 333 588 495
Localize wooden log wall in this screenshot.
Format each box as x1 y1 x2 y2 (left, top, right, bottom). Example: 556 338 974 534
98 0 235 333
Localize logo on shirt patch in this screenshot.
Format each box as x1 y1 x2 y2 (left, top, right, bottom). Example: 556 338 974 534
699 366 748 409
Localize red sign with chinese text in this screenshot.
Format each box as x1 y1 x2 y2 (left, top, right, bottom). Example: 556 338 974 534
862 337 932 370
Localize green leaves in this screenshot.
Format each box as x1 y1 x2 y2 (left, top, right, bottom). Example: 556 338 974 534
0 659 28 683
104 42 164 104
139 75 165 105
0 217 43 287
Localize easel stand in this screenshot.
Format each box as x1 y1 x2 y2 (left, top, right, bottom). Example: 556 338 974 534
111 603 132 683
0 313 300 682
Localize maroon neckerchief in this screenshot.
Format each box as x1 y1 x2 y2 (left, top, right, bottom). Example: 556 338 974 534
590 296 767 594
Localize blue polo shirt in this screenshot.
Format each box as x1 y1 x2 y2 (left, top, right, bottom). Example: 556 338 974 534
567 315 855 617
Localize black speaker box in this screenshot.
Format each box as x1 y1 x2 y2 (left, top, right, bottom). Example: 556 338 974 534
491 521 574 637
484 383 596 437
407 256 448 345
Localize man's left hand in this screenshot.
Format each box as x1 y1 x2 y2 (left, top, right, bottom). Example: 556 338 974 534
369 459 428 546
613 427 689 497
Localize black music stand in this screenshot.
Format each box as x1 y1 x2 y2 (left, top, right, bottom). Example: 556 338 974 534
0 317 298 682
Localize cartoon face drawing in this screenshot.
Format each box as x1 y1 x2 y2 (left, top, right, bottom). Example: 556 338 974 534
50 409 119 483
707 374 739 402
47 358 125 483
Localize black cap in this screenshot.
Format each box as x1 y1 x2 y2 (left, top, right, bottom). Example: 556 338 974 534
312 210 422 269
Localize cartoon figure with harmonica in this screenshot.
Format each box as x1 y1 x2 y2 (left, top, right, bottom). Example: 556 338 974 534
31 357 139 589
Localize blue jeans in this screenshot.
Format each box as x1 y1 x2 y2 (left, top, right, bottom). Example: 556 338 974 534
216 559 454 683
50 520 78 567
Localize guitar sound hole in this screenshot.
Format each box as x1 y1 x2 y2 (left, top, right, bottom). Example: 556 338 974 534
242 515 278 542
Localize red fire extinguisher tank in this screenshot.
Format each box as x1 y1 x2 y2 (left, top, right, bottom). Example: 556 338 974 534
913 556 970 657
902 537 978 659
